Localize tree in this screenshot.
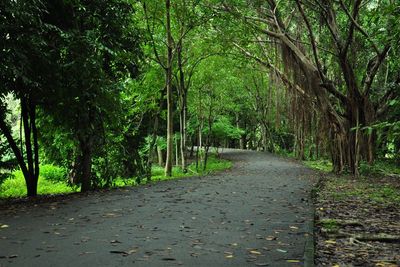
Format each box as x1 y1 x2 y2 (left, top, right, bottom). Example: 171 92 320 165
0 0 56 196
211 0 399 175
1 0 142 196
41 0 141 191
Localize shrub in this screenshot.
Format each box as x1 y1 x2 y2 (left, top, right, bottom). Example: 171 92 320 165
40 164 68 183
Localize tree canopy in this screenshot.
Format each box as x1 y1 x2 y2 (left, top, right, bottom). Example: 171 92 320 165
1 0 399 196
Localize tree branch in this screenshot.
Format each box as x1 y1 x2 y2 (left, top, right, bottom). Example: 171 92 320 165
142 2 166 69
295 0 324 80
363 44 391 96
339 0 380 54
342 0 362 55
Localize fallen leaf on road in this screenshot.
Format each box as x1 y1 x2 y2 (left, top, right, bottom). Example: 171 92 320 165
265 236 277 241
286 259 300 263
0 224 9 229
249 250 262 255
161 257 176 261
225 255 234 258
79 252 95 256
276 249 287 253
102 213 120 218
110 248 137 256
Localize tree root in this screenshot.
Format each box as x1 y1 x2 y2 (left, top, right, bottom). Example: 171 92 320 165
318 218 365 227
331 231 400 243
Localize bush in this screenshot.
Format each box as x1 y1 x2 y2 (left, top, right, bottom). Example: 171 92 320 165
40 164 68 183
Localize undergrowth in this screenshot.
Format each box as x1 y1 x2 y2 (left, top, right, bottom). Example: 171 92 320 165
0 154 232 199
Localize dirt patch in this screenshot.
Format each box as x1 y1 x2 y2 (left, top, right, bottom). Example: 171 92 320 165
314 174 400 266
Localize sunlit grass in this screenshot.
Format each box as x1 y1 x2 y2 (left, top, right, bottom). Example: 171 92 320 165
151 155 232 181
0 168 77 198
112 154 232 185
0 155 232 199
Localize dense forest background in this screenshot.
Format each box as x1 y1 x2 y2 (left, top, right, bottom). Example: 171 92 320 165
0 0 399 197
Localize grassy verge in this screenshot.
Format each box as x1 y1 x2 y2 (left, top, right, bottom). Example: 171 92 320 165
303 157 400 176
319 175 400 204
112 154 232 186
0 168 78 198
303 157 400 203
303 159 332 173
0 154 232 199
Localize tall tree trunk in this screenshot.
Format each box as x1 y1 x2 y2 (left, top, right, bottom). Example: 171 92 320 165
260 124 267 151
0 113 32 194
175 135 179 166
30 100 39 184
190 135 195 158
157 143 164 166
180 102 187 172
203 106 213 172
240 122 246 149
20 95 39 197
79 137 92 192
164 0 173 176
177 41 188 173
146 114 159 181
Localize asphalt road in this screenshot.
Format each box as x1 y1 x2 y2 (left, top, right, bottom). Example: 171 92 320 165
0 149 315 267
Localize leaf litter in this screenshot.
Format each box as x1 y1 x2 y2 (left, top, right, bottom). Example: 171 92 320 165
315 174 400 266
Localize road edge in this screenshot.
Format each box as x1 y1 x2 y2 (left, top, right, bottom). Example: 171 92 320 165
303 174 323 267
303 205 315 267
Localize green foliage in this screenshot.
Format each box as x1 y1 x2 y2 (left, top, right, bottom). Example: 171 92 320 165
212 116 245 140
319 219 339 231
151 154 232 181
40 165 68 183
368 186 400 203
0 155 231 198
359 160 400 176
1 0 399 197
0 168 77 198
303 160 333 173
0 138 16 185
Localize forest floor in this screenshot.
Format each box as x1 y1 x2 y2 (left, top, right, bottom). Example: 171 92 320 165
314 173 400 266
0 149 316 267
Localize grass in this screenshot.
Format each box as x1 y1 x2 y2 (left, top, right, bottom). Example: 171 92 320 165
152 154 232 181
319 218 339 231
359 159 400 176
303 159 332 173
0 168 78 198
321 176 400 204
112 154 232 186
303 157 400 204
303 157 400 177
0 154 232 199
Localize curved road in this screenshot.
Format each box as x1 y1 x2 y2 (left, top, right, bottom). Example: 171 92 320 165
0 149 315 267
